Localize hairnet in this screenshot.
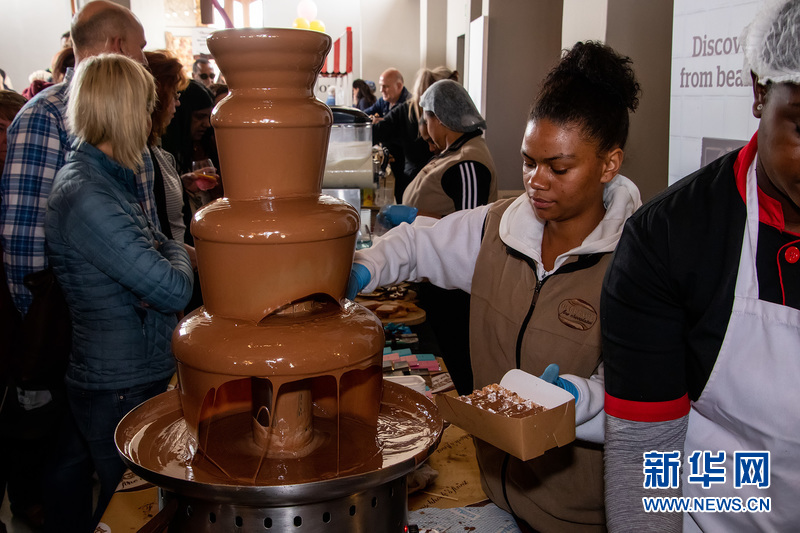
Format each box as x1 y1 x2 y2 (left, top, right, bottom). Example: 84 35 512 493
419 79 486 132
741 0 800 86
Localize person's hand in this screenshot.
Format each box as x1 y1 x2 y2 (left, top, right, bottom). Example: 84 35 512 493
152 229 170 250
539 363 579 401
193 167 219 191
346 263 371 300
376 204 418 230
184 244 198 270
181 168 219 193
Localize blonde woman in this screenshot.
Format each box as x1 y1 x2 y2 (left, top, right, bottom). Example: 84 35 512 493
44 54 193 530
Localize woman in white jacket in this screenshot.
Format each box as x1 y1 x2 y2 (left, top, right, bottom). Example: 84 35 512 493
349 41 641 532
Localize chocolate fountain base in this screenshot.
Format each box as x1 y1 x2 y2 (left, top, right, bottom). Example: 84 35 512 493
155 473 407 532
115 382 442 532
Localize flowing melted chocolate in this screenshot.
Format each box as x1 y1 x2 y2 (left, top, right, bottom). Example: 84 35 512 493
168 28 400 478
173 299 385 461
117 384 440 486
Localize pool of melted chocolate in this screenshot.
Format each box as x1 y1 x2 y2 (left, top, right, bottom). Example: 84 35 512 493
116 382 441 503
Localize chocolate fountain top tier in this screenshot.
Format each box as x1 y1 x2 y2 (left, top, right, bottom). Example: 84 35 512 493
208 28 331 94
194 28 356 319
208 28 334 199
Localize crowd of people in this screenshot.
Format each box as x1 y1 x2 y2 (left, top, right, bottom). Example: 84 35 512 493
1 0 799 532
0 2 222 531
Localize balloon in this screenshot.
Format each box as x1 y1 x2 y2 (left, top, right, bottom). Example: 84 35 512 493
309 19 326 32
293 17 310 29
297 0 317 21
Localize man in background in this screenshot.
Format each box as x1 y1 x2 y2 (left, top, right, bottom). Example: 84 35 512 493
193 57 216 88
363 67 409 119
362 68 411 201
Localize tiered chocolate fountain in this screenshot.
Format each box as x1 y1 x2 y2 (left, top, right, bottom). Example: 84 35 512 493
115 28 442 532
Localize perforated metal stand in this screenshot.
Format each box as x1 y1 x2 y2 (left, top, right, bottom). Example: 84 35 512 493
159 474 408 532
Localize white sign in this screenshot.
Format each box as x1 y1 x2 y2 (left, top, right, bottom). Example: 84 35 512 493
668 0 761 184
192 27 215 56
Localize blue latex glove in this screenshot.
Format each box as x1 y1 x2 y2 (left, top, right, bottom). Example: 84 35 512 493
539 363 579 401
346 263 371 300
377 204 418 229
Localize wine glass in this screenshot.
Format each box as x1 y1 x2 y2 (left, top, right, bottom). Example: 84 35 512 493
191 159 218 191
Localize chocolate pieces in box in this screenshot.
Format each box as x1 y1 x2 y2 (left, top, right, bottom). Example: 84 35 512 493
435 369 575 461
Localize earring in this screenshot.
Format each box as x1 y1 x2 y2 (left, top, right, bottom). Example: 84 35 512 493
757 104 763 111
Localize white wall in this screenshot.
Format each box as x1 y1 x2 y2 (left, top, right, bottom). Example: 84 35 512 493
131 0 168 50
1 0 73 90
562 0 607 48
359 0 420 87
446 0 470 71
420 0 447 68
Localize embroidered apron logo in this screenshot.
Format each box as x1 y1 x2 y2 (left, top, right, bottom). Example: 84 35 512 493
557 299 597 330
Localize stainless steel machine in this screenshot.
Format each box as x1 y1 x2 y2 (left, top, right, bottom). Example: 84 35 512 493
322 106 389 247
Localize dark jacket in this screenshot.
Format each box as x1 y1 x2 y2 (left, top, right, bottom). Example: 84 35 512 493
362 86 410 117
372 100 433 201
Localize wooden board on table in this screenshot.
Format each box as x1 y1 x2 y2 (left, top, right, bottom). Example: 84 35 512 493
380 307 425 326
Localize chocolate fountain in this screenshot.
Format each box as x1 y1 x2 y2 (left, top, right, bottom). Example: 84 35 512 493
115 28 442 532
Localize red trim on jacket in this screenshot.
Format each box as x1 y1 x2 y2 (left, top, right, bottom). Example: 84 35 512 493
604 392 690 422
734 132 791 232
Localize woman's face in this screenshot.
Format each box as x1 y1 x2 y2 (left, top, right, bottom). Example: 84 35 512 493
425 112 448 151
754 83 800 213
418 120 438 154
190 107 212 141
521 118 619 224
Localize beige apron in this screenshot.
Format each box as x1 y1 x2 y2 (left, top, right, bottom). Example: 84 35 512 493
683 162 800 531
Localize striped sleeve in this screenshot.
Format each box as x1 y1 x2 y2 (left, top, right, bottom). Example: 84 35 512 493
605 414 687 532
441 160 493 211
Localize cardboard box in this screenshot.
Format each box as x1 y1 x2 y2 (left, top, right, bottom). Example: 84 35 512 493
435 369 575 461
